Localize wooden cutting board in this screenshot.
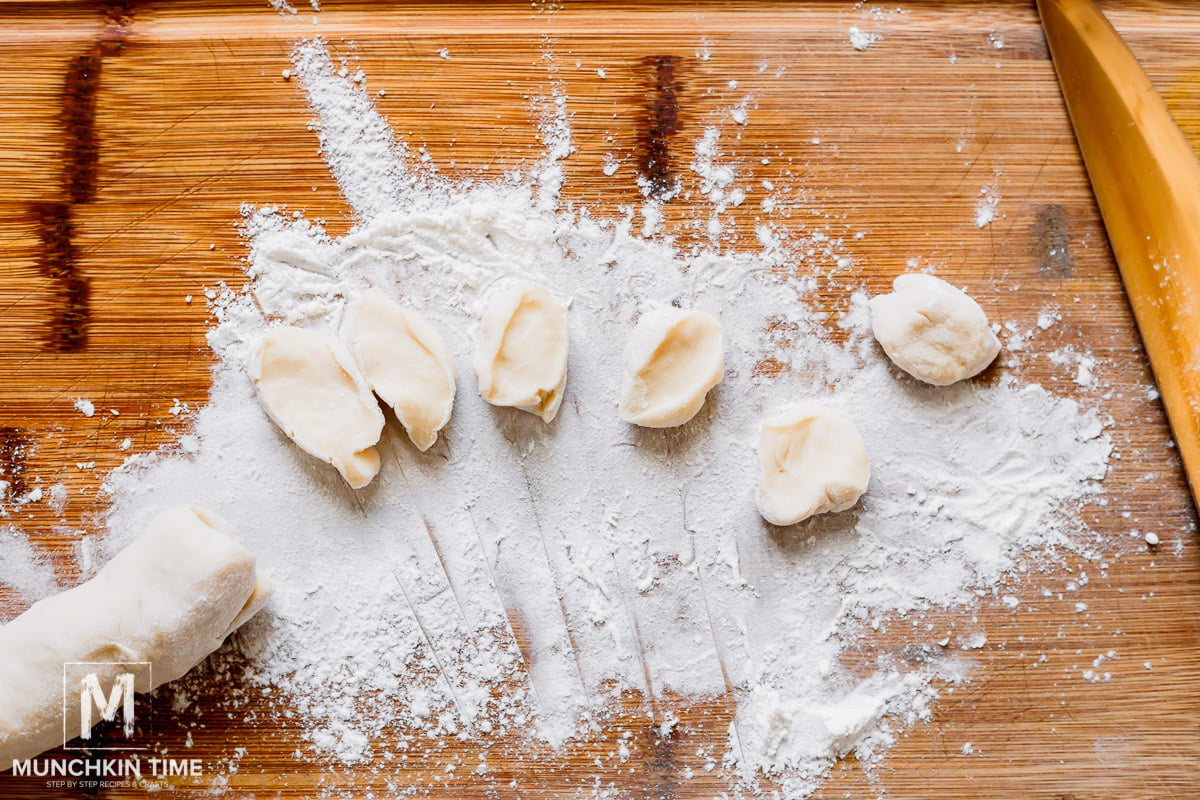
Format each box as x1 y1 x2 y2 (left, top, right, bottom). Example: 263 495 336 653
2 1 1199 797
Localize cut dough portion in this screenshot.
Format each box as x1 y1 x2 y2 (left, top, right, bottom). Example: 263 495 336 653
0 506 271 766
351 288 456 451
869 273 1001 386
619 307 724 428
473 281 569 423
757 402 870 526
252 326 385 489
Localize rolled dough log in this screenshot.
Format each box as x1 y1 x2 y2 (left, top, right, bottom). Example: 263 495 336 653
350 288 456 452
473 281 569 423
252 326 385 488
0 506 271 766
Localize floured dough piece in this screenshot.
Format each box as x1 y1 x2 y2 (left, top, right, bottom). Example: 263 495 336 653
474 281 569 423
619 307 724 428
0 506 272 766
757 402 870 526
252 326 385 488
351 288 456 451
869 273 1001 386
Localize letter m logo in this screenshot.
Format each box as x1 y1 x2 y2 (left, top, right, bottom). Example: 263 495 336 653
63 661 152 751
79 673 135 739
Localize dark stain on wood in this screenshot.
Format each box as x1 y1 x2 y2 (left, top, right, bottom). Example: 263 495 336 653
33 202 91 352
100 0 140 47
0 428 32 500
64 1 137 198
639 55 681 200
62 2 139 199
1033 203 1072 278
62 52 103 204
34 4 137 352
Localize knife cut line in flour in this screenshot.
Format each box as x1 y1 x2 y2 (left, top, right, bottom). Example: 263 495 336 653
513 453 596 711
608 550 658 717
463 503 547 716
387 438 470 625
681 483 750 771
391 568 467 723
390 434 548 718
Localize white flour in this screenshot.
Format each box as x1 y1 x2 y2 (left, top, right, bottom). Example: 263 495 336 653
6 33 1114 800
848 27 882 52
0 528 58 605
975 174 1003 228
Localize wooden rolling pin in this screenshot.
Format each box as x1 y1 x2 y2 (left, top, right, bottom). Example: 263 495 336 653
1038 0 1200 510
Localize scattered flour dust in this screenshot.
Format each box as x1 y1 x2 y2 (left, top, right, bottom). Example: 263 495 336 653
848 2 907 51
0 528 58 604
848 27 882 52
73 398 96 418
975 172 1003 228
267 0 298 17
9 34 1114 800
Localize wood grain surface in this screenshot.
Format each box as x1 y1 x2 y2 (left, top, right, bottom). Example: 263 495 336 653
1040 0 1200 513
1 1 1199 798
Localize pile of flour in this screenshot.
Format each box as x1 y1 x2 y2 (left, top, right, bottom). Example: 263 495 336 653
11 35 1113 798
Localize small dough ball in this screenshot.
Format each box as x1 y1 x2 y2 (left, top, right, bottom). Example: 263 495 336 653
474 281 569 423
619 307 724 428
252 326 385 489
756 402 870 526
351 288 456 451
869 273 1000 386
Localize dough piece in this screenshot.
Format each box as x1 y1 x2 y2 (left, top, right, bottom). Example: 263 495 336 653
252 326 385 488
619 308 724 428
350 288 456 451
0 506 271 766
473 281 569 423
756 402 870 526
869 273 1001 386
